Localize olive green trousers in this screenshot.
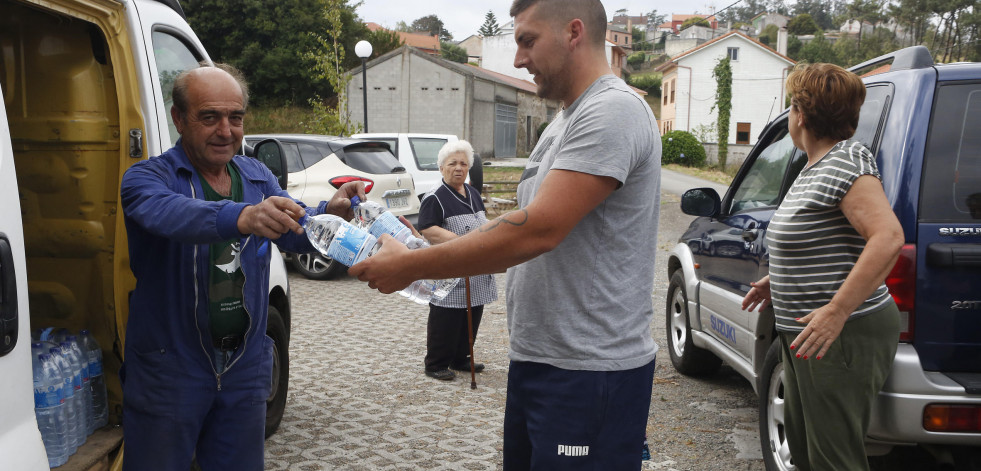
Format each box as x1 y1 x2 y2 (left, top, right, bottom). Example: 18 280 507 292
779 302 900 471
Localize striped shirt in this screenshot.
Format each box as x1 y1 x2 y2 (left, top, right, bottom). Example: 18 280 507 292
418 181 498 309
767 139 893 332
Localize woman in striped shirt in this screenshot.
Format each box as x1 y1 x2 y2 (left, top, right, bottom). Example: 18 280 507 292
741 63 904 471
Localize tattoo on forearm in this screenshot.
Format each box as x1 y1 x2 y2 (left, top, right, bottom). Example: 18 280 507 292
480 209 528 232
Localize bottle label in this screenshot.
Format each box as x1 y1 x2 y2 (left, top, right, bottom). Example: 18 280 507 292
367 212 409 242
326 224 377 267
34 384 62 408
88 360 103 377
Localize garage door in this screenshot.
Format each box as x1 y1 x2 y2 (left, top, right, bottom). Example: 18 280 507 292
494 103 517 158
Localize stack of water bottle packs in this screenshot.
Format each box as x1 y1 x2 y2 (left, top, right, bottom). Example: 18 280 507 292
303 198 458 304
31 327 109 467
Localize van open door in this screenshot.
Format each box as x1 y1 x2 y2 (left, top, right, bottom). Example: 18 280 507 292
0 81 50 471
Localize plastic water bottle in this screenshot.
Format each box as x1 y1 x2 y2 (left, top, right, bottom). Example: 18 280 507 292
49 346 79 455
350 199 460 301
353 198 427 249
33 353 69 467
65 335 93 436
60 340 88 446
78 329 108 430
300 213 454 304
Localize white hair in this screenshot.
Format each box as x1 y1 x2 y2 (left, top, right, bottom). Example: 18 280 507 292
437 140 474 168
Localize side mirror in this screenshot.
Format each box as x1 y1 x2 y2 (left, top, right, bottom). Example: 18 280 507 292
252 139 288 191
681 187 722 217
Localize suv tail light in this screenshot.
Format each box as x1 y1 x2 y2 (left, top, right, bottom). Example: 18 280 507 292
330 176 374 194
923 404 981 433
885 244 916 342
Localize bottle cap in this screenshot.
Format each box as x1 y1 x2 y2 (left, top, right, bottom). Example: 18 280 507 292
351 195 361 208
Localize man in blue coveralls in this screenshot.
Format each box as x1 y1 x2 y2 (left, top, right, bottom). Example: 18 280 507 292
120 64 363 470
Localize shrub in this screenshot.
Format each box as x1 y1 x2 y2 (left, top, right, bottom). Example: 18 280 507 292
628 74 661 96
627 51 646 67
661 130 706 167
537 121 549 138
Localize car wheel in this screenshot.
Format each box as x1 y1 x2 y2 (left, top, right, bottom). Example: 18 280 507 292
759 338 795 471
666 271 722 376
265 305 289 438
290 252 345 280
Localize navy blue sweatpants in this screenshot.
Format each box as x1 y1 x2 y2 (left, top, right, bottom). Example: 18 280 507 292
502 358 656 470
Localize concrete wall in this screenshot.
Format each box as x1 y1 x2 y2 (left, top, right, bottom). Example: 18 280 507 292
406 54 467 137
481 34 532 82
702 142 755 169
665 38 705 57
675 35 790 146
470 80 497 157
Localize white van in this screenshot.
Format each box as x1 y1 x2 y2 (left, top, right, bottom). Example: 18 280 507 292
0 0 292 468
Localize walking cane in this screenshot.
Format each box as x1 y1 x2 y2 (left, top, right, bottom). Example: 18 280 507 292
464 276 477 389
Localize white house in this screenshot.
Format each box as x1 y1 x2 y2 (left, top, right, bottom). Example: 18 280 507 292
656 31 794 147
482 32 632 81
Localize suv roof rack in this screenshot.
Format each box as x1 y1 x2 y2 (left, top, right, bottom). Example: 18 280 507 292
151 0 187 20
849 45 934 76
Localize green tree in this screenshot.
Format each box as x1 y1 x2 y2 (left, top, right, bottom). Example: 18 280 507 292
627 74 661 96
305 0 362 136
793 0 835 29
365 27 404 59
627 51 646 67
478 10 501 36
712 57 732 169
788 13 821 35
647 10 666 28
759 24 780 46
412 14 452 41
395 20 413 32
795 31 840 64
680 17 711 31
441 41 468 63
787 35 803 58
185 0 319 106
633 26 653 51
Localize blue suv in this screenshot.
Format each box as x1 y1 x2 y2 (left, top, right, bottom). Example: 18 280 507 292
668 46 981 470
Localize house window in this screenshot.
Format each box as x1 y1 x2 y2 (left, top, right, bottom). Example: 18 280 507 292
736 122 751 144
670 80 675 104
728 47 739 61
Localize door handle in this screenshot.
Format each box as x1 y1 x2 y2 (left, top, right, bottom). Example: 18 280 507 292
742 229 759 242
927 243 981 268
0 238 19 357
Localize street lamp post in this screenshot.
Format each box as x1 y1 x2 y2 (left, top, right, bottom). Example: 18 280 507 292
355 40 373 132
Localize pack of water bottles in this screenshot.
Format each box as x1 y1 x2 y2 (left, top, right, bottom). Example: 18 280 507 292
30 327 109 467
302 197 459 304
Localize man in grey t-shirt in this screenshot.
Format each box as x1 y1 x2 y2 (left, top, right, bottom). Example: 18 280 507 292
351 0 661 468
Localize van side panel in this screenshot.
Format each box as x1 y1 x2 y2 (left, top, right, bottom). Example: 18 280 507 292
0 82 49 471
1 0 145 427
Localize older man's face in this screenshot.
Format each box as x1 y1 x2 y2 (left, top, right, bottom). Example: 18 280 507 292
173 69 245 172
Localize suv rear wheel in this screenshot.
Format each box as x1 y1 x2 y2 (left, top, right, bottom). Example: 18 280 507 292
666 271 722 376
290 252 346 280
759 338 795 471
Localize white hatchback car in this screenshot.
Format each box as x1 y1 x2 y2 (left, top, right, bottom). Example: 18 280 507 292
246 134 420 280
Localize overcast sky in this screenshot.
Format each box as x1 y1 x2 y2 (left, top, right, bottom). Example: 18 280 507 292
355 0 732 41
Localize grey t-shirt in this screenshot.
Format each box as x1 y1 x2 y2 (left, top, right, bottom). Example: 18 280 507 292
505 75 661 371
